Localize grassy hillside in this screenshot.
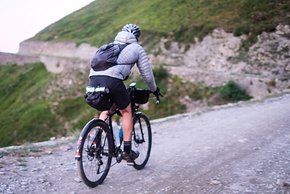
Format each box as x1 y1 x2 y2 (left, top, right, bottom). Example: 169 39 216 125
32 0 289 47
0 63 60 147
0 63 96 147
0 63 251 147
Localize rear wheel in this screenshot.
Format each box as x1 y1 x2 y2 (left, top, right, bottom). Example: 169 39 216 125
132 113 152 170
77 119 113 187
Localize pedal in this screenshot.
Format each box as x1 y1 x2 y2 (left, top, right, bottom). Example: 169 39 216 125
116 155 122 163
126 161 134 166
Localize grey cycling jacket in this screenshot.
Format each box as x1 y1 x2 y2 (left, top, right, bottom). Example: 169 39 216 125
89 31 157 92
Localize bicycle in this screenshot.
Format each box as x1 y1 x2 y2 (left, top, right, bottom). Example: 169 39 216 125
75 83 161 188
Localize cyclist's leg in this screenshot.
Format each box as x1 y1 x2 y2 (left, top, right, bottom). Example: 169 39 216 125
98 104 116 121
120 104 139 162
120 104 132 142
106 80 139 162
99 111 108 120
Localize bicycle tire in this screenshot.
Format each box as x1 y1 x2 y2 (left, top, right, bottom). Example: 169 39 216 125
132 112 152 170
76 119 114 187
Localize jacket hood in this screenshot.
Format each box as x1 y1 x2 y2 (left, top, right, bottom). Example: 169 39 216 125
114 31 137 44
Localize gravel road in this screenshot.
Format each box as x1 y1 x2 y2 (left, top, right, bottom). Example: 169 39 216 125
1 93 290 194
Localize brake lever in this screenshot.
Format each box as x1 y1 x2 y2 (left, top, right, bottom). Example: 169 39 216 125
155 92 162 104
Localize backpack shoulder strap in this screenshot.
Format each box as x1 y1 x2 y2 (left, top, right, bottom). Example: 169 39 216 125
115 43 129 60
118 43 129 50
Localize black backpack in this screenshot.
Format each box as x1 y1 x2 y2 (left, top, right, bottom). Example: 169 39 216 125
91 43 128 71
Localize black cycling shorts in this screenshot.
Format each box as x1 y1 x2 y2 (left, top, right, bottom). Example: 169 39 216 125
88 76 130 110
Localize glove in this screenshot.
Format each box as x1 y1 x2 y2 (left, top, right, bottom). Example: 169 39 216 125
153 87 163 104
153 87 162 97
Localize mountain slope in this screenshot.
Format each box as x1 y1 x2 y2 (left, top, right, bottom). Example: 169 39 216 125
1 0 289 147
32 0 289 46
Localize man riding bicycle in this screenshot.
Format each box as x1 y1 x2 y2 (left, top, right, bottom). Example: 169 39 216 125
88 24 160 164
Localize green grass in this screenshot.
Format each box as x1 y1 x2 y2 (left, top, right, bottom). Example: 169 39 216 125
0 63 95 147
32 0 290 48
0 63 63 147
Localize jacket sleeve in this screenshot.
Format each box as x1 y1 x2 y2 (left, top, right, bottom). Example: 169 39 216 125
136 45 157 92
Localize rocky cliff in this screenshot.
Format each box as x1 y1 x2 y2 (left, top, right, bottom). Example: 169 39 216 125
1 25 289 99
151 25 290 99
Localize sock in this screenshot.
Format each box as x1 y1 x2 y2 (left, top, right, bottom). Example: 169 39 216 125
124 141 131 154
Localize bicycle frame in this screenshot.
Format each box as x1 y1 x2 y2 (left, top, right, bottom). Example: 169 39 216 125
107 110 122 158
101 100 148 163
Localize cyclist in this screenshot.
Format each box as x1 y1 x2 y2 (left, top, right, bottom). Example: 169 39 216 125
88 24 160 164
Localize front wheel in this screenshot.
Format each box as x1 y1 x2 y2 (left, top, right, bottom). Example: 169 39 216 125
76 119 113 188
132 113 152 170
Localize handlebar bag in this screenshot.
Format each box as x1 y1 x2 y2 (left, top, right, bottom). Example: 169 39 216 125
132 89 150 104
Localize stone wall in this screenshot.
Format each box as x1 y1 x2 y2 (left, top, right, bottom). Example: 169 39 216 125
0 52 39 66
18 40 96 60
0 41 96 73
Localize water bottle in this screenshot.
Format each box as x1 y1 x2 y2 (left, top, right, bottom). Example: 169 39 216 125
118 125 123 144
112 122 120 146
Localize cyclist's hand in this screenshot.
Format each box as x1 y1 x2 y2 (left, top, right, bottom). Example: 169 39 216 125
153 87 160 96
153 87 163 104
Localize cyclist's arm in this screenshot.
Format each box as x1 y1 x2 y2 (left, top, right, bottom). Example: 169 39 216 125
136 45 157 92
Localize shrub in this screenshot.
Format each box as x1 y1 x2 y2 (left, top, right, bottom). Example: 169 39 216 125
233 26 250 36
218 80 252 102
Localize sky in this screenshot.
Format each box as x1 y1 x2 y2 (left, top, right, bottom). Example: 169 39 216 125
0 0 95 53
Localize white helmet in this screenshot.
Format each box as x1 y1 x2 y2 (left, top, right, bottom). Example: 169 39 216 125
122 24 141 40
